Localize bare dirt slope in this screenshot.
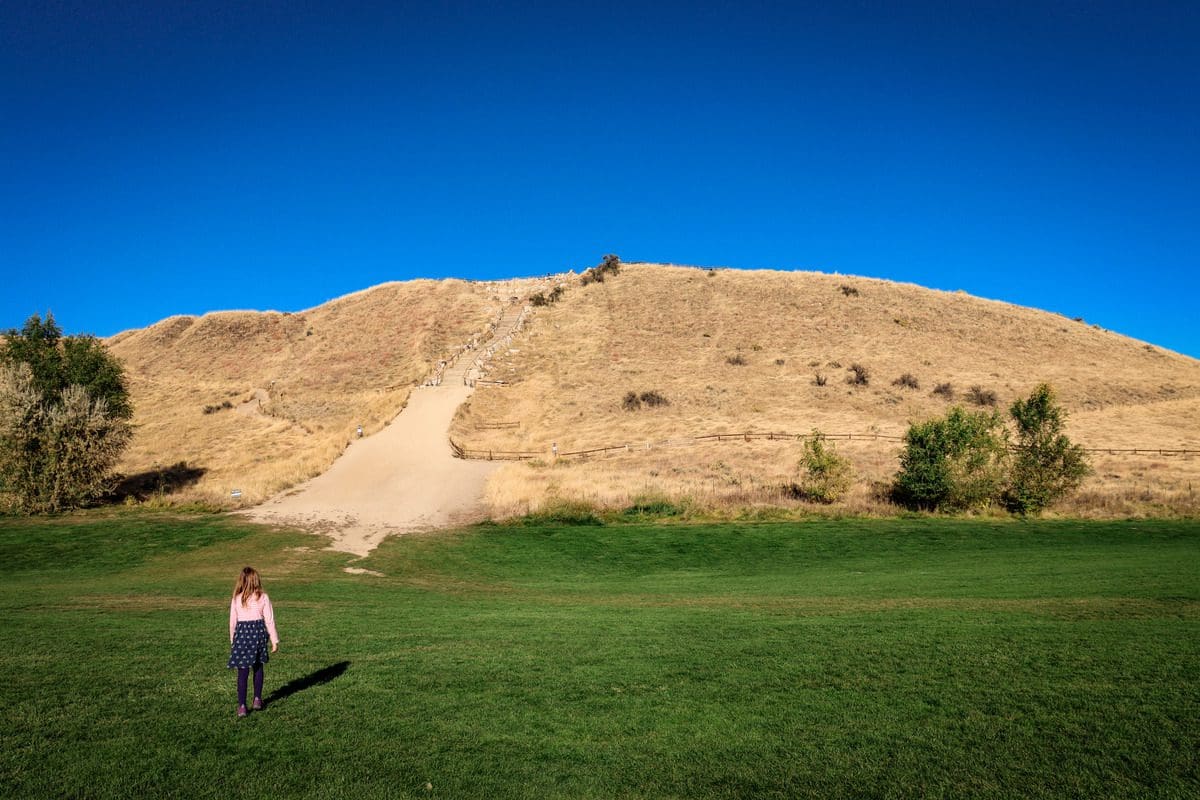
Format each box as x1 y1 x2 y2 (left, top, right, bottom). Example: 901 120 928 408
107 277 544 506
241 309 527 555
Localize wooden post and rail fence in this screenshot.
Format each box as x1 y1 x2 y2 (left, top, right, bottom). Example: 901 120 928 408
449 430 1200 462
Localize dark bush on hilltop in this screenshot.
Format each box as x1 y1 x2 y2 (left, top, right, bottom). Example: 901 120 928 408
840 285 859 296
580 254 622 286
530 285 565 307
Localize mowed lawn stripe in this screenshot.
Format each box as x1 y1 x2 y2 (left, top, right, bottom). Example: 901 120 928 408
0 515 1196 799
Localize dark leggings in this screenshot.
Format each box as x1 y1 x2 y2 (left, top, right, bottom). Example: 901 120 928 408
236 664 264 707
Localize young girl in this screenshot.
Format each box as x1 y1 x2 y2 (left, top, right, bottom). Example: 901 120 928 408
227 566 280 717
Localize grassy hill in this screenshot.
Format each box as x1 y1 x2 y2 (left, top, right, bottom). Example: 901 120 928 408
106 262 1200 515
107 277 545 505
448 263 1200 516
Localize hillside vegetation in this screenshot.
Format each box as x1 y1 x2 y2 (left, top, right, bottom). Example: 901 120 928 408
449 263 1200 516
104 263 1200 516
107 278 542 504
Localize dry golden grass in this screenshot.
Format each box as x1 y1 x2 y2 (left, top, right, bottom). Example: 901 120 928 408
107 277 545 506
455 263 1200 517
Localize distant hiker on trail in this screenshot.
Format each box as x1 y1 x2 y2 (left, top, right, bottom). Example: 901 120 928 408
227 566 280 718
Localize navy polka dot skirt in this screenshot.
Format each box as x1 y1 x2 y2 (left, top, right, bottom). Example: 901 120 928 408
227 619 270 669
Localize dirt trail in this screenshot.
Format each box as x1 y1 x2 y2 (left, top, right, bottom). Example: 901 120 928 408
243 306 525 556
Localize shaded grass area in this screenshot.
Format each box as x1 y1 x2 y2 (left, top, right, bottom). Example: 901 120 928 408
0 514 1197 799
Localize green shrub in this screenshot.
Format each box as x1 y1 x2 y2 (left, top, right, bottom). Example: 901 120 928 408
521 499 603 525
0 315 133 513
795 430 853 503
621 495 688 518
1004 384 1091 514
893 407 1007 511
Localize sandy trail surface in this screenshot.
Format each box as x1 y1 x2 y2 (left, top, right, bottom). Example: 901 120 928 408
243 310 522 556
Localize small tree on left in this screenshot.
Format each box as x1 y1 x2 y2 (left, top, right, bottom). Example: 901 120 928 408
0 314 132 513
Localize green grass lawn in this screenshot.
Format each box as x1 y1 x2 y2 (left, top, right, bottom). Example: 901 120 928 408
1 513 1197 799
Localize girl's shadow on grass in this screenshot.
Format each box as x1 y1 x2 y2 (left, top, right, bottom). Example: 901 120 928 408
266 661 350 705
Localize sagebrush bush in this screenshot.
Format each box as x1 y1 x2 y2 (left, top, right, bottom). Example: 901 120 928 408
622 392 641 411
795 430 853 503
639 391 669 407
814 373 827 387
847 364 870 386
893 373 920 390
933 382 954 399
840 284 859 296
967 386 998 407
727 354 747 366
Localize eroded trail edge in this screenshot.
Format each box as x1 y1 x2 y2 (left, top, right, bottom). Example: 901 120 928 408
243 306 527 556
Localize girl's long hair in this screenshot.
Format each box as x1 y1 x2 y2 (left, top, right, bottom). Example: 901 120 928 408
233 566 263 607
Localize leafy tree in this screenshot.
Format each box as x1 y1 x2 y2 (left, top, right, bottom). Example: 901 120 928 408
893 407 1007 511
0 314 132 513
1005 383 1090 514
0 314 131 419
795 430 853 503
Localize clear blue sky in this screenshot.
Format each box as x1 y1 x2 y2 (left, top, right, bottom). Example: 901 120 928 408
3 1 1197 357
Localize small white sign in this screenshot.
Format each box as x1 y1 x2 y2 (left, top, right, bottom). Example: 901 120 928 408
231 489 242 499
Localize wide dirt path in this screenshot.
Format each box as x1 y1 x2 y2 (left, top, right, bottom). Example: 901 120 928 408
244 308 523 556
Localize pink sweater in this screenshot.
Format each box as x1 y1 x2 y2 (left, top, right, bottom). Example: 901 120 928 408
229 592 280 645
